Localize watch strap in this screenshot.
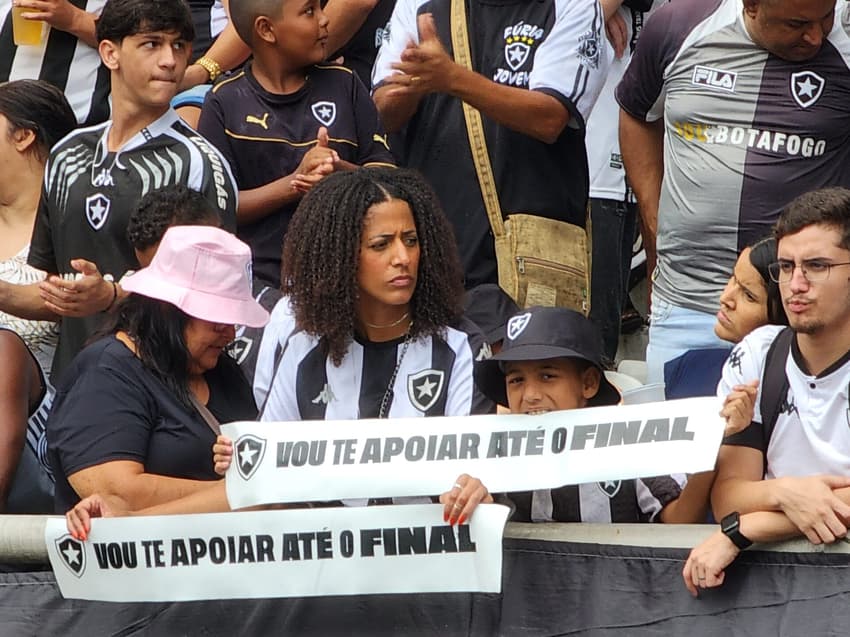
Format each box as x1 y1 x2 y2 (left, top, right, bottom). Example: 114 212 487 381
196 56 222 83
721 511 753 550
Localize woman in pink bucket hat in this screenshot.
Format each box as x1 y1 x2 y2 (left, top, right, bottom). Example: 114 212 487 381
48 226 269 516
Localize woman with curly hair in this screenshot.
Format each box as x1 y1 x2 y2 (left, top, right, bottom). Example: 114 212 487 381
254 167 491 422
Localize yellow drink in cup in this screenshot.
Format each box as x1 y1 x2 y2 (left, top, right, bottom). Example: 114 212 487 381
12 6 44 46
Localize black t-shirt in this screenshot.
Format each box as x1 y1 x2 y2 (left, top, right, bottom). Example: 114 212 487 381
28 109 238 379
47 337 257 513
197 62 395 287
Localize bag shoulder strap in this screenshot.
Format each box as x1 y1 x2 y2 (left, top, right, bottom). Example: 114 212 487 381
450 0 505 238
189 393 222 437
759 327 793 450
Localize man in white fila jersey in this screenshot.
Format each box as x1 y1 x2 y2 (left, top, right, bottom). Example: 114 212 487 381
618 0 850 382
684 187 850 595
0 0 237 379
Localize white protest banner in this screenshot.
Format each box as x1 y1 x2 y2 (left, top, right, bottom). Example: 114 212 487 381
223 397 724 509
46 503 509 602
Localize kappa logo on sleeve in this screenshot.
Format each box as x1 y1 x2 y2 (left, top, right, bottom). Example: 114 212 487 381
55 535 86 577
791 71 825 109
506 313 532 340
728 346 744 373
85 193 111 230
407 369 446 412
476 341 493 362
311 101 337 127
235 434 267 480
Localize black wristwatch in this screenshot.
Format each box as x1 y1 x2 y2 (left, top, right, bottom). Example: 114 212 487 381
720 512 753 550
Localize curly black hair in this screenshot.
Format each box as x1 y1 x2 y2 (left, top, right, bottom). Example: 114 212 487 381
281 168 464 365
127 184 221 251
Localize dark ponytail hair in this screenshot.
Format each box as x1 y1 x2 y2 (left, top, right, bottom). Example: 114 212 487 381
747 237 788 327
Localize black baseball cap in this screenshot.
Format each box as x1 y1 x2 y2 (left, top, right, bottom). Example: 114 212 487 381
463 284 521 345
474 306 621 408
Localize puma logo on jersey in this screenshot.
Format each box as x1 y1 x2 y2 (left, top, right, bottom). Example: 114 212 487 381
373 133 390 150
312 383 336 405
246 113 270 130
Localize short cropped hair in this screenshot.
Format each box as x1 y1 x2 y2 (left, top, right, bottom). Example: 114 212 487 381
127 185 221 250
0 80 76 162
775 187 850 251
96 0 195 44
229 0 282 45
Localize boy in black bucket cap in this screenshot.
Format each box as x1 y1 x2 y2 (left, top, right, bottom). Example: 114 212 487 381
475 306 620 410
440 307 715 526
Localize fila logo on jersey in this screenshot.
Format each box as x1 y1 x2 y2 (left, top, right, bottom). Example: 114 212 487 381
234 434 267 480
691 66 737 93
407 369 445 412
791 71 824 109
55 535 86 577
85 193 111 230
506 312 532 340
311 101 337 127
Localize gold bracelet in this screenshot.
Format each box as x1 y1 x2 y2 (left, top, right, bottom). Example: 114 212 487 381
195 56 223 83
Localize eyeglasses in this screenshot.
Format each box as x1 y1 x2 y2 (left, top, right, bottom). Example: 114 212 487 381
768 259 850 283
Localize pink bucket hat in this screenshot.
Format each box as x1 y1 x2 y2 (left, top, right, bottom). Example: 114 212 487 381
121 225 270 328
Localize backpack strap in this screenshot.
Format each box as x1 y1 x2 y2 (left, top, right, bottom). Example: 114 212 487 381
758 327 793 469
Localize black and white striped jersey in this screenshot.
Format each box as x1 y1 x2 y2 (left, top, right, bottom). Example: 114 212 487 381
28 109 238 378
0 0 110 125
259 308 493 421
511 475 685 524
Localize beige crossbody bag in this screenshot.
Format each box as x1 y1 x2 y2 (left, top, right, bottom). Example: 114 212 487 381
450 0 591 313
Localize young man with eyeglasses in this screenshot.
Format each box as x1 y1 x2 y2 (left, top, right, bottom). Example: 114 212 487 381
682 187 850 596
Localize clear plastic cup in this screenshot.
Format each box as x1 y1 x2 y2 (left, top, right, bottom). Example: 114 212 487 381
12 6 45 46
